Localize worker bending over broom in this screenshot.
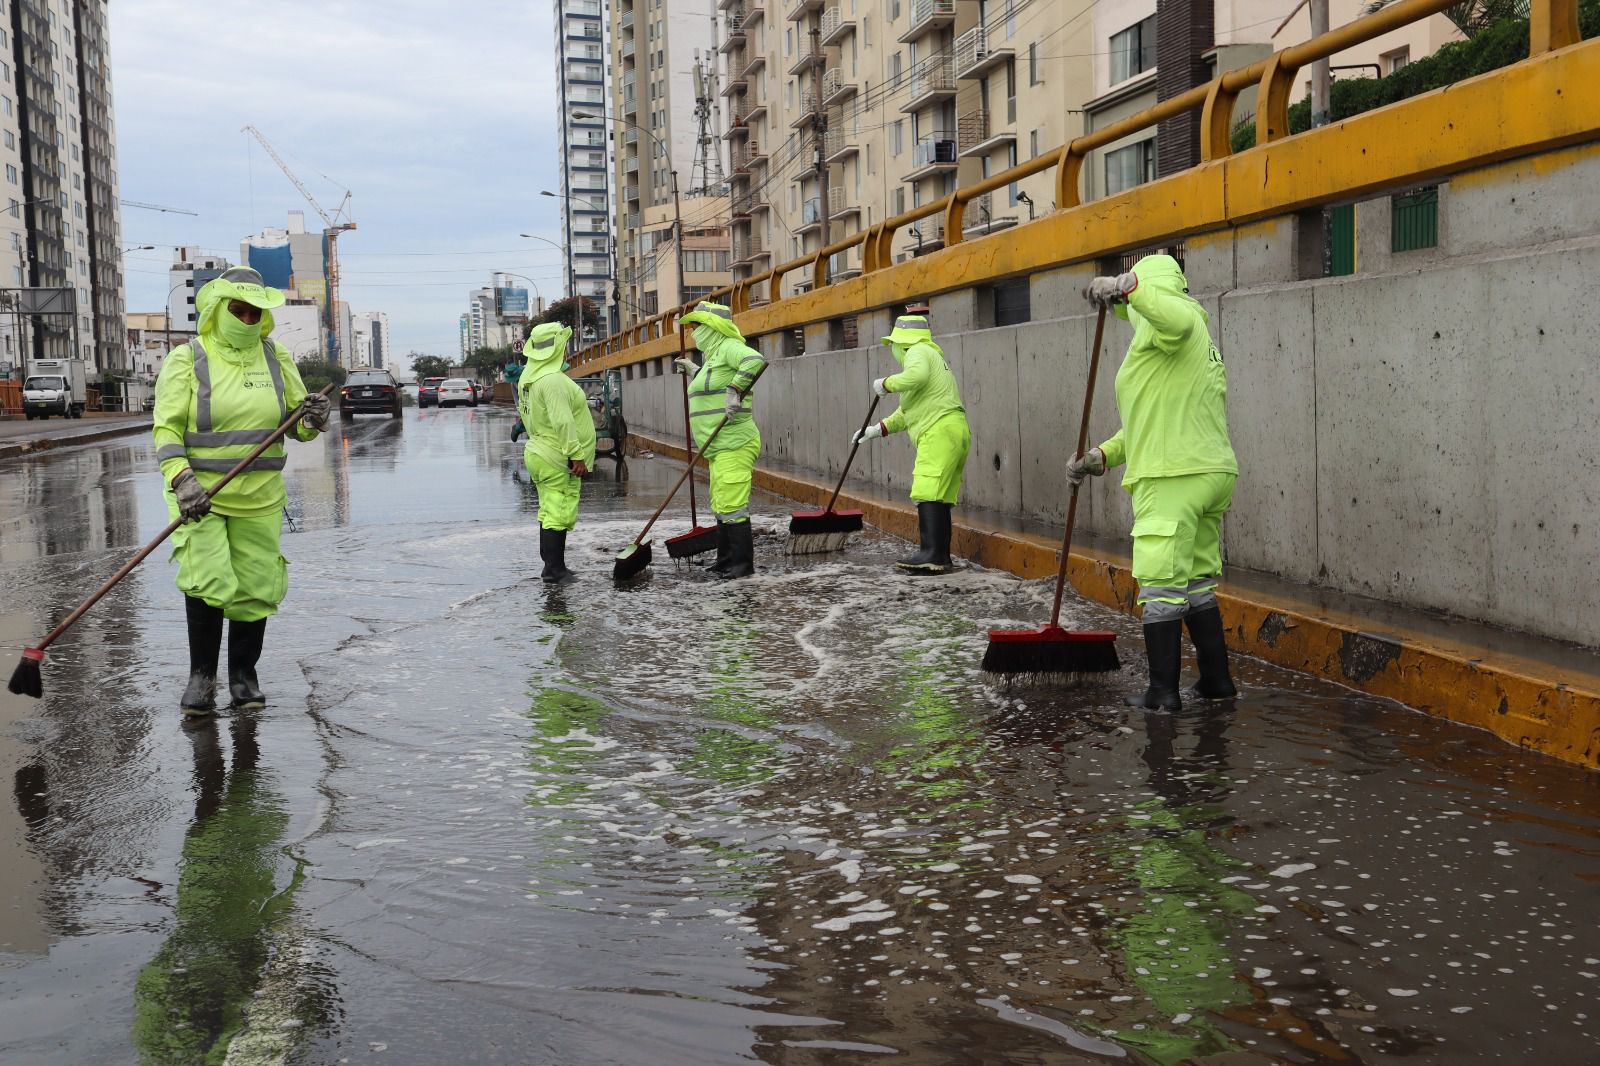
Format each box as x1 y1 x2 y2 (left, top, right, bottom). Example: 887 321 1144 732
513 321 596 583
850 311 970 574
675 301 766 579
1070 254 1238 710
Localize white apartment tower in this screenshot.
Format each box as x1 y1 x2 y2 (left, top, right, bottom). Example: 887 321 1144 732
555 0 613 320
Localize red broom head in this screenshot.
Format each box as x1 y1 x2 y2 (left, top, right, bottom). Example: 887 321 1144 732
8 647 44 698
981 626 1120 677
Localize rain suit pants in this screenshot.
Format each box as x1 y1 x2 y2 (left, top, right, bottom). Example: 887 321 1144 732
709 435 761 523
526 452 581 532
909 412 970 505
167 504 287 622
1129 472 1235 623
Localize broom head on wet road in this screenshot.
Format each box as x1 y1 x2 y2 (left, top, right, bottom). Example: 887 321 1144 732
982 307 1119 681
665 327 719 560
7 385 336 699
787 395 878 554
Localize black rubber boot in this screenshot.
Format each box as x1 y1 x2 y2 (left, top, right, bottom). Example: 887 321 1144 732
704 521 732 573
540 527 575 584
896 502 954 573
718 520 756 579
1126 618 1184 711
1183 604 1238 699
181 596 224 717
227 618 267 709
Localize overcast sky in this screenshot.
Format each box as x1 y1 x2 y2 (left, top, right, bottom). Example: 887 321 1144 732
111 1 570 365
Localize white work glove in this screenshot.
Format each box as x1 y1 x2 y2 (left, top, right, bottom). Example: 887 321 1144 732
301 392 331 432
724 386 743 417
851 422 886 446
1083 273 1138 308
1065 447 1106 488
674 356 700 376
872 376 891 397
171 468 212 523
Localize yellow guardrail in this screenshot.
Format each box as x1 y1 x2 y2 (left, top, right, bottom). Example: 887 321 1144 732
574 0 1589 372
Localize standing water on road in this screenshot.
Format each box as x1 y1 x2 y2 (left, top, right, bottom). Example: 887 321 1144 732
2 410 1597 1064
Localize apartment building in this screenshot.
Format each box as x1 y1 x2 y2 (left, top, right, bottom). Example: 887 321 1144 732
0 0 125 373
634 193 731 313
610 0 719 326
555 0 614 308
720 0 1094 302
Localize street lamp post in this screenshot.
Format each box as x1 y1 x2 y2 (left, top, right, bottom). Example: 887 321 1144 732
535 187 620 336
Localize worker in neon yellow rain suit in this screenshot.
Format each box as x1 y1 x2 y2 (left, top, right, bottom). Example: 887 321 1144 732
1069 254 1238 710
849 312 970 574
676 301 766 579
514 320 596 583
153 266 330 717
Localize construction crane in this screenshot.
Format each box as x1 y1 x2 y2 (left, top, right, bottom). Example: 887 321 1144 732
240 125 357 368
120 199 199 216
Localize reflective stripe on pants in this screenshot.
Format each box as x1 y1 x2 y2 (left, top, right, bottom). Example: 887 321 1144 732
709 435 760 523
908 412 970 505
1128 471 1235 621
166 502 287 622
526 451 581 531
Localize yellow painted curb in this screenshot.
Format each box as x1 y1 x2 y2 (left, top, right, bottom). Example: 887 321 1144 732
635 430 1600 771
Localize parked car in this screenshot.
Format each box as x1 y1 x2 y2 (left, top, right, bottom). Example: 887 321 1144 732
437 378 477 408
340 368 403 419
417 376 446 408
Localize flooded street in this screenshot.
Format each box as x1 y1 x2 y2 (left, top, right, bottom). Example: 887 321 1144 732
1 409 1597 1065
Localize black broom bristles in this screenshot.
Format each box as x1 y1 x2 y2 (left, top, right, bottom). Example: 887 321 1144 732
980 630 1121 680
613 540 653 581
8 648 44 698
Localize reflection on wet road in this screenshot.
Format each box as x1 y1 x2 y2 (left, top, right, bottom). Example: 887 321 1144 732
1 408 1597 1064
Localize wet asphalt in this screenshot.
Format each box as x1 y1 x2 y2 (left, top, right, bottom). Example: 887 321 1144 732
0 407 1596 1065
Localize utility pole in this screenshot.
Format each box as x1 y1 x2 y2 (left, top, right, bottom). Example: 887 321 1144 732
671 169 687 313
811 25 830 282
1310 0 1331 127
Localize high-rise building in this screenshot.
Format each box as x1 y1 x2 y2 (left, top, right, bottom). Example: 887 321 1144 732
555 0 613 311
610 0 720 325
0 0 125 373
352 310 391 369
167 247 231 332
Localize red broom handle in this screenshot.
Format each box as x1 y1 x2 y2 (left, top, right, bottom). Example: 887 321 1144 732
1049 306 1108 628
823 394 881 513
27 383 335 654
677 326 700 527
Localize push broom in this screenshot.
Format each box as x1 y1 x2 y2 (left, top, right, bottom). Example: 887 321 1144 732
981 306 1120 680
665 327 718 560
8 384 336 699
614 363 768 581
787 395 877 554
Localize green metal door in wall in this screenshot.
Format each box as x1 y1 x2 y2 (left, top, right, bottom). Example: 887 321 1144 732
1327 205 1355 276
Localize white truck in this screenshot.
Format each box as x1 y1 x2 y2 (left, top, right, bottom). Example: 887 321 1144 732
22 358 88 419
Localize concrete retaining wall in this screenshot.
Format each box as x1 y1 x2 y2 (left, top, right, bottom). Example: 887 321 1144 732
620 143 1600 648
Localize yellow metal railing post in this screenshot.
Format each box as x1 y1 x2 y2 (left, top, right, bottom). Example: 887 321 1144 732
1530 0 1581 53
943 193 966 248
1256 52 1296 143
1054 142 1082 210
1200 77 1239 162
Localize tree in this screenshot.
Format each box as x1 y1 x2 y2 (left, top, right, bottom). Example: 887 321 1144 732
464 345 514 384
536 295 602 335
411 354 453 380
295 357 347 393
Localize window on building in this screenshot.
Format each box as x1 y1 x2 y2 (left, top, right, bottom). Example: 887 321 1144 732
1029 42 1040 85
1382 47 1410 75
4 164 14 185
889 52 902 86
862 15 869 47
1110 16 1157 84
1105 138 1156 195
785 28 792 57
891 0 901 19
891 120 903 156
1007 143 1020 205
1029 129 1040 158
2 131 11 149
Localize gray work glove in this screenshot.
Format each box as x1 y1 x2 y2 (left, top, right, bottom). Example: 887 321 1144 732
872 376 891 397
171 468 212 523
300 392 331 432
724 386 743 417
1083 273 1138 308
674 356 700 376
851 422 886 446
1065 447 1106 488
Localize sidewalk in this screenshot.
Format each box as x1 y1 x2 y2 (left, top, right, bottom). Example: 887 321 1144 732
633 427 1600 771
0 412 151 461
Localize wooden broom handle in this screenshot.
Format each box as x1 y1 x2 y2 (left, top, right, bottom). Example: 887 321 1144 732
824 394 881 513
1050 306 1107 628
677 326 700 527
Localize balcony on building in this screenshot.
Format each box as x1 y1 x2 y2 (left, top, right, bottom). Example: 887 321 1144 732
625 183 640 202
828 248 861 281
899 0 955 43
955 23 1013 80
742 49 766 78
745 97 769 123
618 9 633 30
722 60 748 96
569 0 603 20
747 139 769 167
822 67 856 107
567 20 603 40
624 154 640 176
786 0 823 22
904 133 958 181
908 221 946 255
959 191 1020 239
823 127 857 165
734 1 765 27
957 109 1016 158
899 53 955 113
732 234 767 266
788 43 824 77
798 197 824 234
828 186 860 223
621 36 636 60
724 105 752 140
721 8 748 51
820 5 854 44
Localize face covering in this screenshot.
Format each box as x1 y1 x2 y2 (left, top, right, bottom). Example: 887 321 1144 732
218 305 261 349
